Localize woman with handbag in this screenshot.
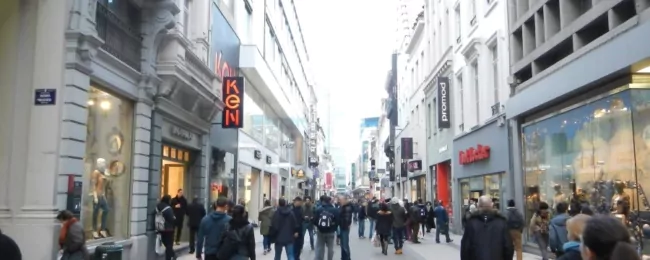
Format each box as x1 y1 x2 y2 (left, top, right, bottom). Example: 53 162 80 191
56 210 89 260
375 203 394 255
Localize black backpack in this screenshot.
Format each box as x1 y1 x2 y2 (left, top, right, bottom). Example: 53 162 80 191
317 210 335 231
216 224 251 260
419 207 426 218
506 209 524 230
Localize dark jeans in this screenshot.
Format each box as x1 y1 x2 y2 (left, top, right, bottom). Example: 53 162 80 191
160 231 176 260
92 196 109 231
174 217 184 242
263 235 271 250
340 228 351 260
294 229 304 260
420 222 426 236
302 222 314 249
411 222 420 242
205 255 218 260
188 227 198 252
392 227 405 249
274 243 295 260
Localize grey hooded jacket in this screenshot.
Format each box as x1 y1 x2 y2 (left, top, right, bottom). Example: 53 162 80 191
390 203 407 228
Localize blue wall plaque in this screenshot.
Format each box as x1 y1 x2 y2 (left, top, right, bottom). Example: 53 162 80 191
34 89 56 105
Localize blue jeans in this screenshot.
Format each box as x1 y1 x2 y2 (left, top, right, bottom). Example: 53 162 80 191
358 219 365 237
92 195 109 230
368 218 376 238
392 227 405 249
302 223 314 249
340 229 350 260
274 243 295 260
263 235 271 250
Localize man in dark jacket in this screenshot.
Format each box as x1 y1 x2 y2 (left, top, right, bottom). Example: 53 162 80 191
272 198 300 260
390 198 407 254
409 199 426 243
156 195 176 260
292 197 305 260
505 199 525 260
366 197 379 238
186 196 206 254
0 229 22 260
338 196 354 260
461 196 514 260
302 196 316 250
313 196 340 260
357 201 367 238
170 189 188 245
196 197 232 259
433 200 453 243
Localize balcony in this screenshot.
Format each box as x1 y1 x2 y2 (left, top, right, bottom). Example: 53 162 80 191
95 0 143 71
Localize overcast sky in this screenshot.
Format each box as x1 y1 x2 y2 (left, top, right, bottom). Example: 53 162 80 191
297 0 395 170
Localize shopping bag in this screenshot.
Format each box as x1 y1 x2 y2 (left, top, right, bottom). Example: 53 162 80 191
155 234 165 255
372 234 380 248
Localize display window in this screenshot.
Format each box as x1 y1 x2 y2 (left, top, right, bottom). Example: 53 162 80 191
459 174 502 214
83 86 133 241
210 149 235 202
522 88 650 244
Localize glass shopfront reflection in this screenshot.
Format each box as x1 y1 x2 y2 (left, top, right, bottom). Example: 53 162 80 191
243 87 264 143
264 106 281 154
459 174 503 210
522 87 650 242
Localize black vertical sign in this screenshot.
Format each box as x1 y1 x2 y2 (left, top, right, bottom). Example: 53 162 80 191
401 137 413 160
437 77 451 128
400 162 408 177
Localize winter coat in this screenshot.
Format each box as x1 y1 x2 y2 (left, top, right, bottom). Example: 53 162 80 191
196 212 232 258
409 204 426 223
375 211 394 236
156 202 176 232
61 222 89 260
556 241 582 260
271 206 300 245
433 205 449 224
186 199 207 228
302 203 315 222
389 203 407 228
0 230 21 260
258 206 275 236
460 209 514 260
224 220 257 260
339 203 354 230
358 205 367 220
549 213 570 254
426 205 436 228
312 203 340 233
170 196 188 220
367 200 380 219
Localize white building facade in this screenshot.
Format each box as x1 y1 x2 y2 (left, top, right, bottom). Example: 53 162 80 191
449 0 512 232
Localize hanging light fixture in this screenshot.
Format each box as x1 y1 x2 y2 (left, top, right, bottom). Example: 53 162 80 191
100 100 111 110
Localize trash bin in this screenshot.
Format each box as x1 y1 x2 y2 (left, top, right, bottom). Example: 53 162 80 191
94 242 123 260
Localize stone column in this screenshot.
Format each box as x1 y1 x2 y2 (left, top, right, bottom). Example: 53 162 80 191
146 109 164 260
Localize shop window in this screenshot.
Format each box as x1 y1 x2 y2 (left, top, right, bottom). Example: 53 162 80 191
83 86 134 241
243 87 265 143
210 149 235 202
522 90 642 241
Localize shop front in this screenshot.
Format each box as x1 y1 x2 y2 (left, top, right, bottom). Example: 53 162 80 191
408 160 426 201
452 117 510 232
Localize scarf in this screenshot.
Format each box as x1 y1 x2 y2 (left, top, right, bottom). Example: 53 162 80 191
59 218 78 248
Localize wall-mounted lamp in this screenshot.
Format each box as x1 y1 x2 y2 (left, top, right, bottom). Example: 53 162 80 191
100 100 111 111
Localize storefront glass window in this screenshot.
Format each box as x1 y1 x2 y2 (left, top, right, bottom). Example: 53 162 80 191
264 106 281 154
210 149 235 202
83 86 133 241
522 89 644 240
459 174 502 211
280 123 291 161
243 87 265 143
237 163 252 208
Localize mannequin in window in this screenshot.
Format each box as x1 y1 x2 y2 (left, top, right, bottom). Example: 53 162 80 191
612 180 631 212
553 184 567 210
91 158 111 239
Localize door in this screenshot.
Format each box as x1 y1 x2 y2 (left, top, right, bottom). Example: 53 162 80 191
162 164 185 196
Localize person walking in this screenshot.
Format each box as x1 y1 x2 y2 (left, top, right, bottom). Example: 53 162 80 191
505 199 525 260
195 197 232 260
258 200 275 255
302 196 316 250
375 203 393 255
357 201 367 238
156 195 177 260
460 196 514 260
389 198 407 254
186 196 206 255
170 189 188 245
556 214 591 260
433 200 453 243
220 205 256 260
0 229 21 260
549 202 570 258
529 202 551 260
313 196 339 260
338 196 354 260
291 197 305 260
366 197 380 239
408 200 422 243
425 201 435 233
56 210 89 260
271 198 300 260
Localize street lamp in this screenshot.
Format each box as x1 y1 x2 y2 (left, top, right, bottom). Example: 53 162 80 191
282 141 295 198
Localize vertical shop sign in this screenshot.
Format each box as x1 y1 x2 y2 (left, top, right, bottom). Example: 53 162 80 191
437 77 451 128
401 137 413 159
222 77 244 128
309 105 318 156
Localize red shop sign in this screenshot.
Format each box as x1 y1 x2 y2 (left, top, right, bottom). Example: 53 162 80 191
458 145 490 165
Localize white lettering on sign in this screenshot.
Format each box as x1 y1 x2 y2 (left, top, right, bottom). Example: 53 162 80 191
440 81 448 122
171 126 193 141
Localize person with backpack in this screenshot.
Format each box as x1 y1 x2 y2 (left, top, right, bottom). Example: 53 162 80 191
433 200 453 244
505 199 525 260
271 198 300 260
312 195 340 260
549 202 570 258
196 197 232 260
216 205 256 260
366 197 380 239
156 195 176 260
408 199 425 243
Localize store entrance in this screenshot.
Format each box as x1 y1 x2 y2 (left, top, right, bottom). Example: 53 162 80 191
162 161 185 196
160 144 193 245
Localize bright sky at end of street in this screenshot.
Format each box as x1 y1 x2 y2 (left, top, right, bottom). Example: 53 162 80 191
297 0 396 169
